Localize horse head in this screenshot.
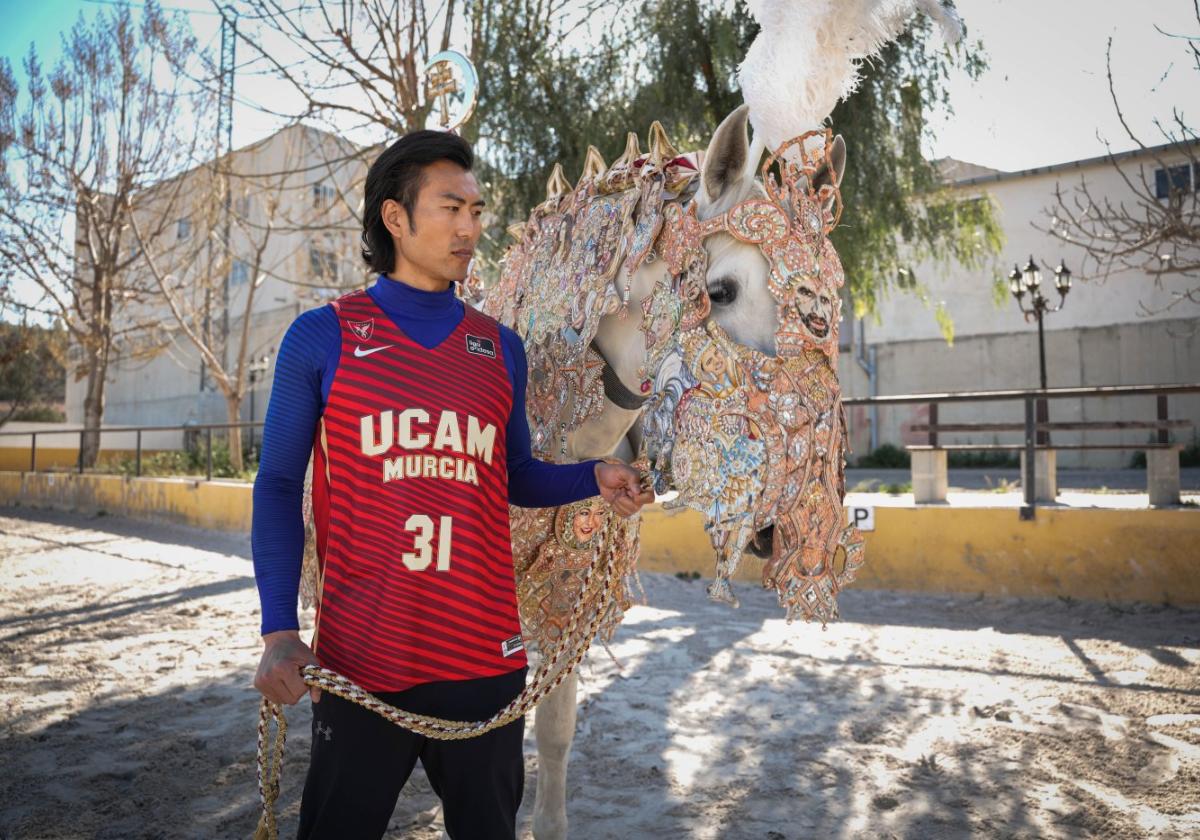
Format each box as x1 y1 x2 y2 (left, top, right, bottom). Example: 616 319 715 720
640 104 861 621
693 105 846 361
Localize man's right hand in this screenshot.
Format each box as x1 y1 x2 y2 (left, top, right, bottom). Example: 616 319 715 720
255 630 321 705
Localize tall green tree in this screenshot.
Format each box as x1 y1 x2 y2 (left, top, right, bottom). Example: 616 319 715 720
465 0 640 254
827 16 1003 322
471 0 1002 325
0 319 67 427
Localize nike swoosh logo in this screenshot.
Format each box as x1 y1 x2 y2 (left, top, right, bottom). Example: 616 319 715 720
354 344 396 358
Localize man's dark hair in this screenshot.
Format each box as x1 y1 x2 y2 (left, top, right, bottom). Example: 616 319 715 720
360 130 475 274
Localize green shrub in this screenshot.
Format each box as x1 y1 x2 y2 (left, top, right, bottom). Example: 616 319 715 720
855 443 910 468
112 435 258 480
1129 441 1199 469
947 450 1019 468
9 405 66 422
1185 443 1200 468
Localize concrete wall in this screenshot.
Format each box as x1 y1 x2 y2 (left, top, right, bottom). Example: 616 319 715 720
3 471 1197 606
837 317 1200 467
640 504 1200 606
0 472 253 532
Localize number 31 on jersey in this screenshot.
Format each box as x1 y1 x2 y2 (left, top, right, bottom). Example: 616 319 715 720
402 515 453 571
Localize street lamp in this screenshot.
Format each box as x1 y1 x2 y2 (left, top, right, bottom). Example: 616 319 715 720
1010 256 1071 444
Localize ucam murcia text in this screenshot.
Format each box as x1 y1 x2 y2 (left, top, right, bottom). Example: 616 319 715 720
359 409 496 486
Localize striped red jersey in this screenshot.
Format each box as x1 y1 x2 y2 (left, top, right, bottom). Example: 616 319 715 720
310 290 525 692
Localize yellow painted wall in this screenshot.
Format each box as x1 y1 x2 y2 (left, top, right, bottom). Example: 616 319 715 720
2 470 1197 605
0 471 252 532
639 504 1200 605
0 449 174 472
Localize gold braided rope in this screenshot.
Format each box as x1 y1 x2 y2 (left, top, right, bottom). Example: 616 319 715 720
254 523 621 840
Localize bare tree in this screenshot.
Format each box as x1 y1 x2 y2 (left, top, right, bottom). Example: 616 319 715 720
131 126 362 471
232 0 458 134
226 0 618 273
1041 1 1200 315
0 1 214 465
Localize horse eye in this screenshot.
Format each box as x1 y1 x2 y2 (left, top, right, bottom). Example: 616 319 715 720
708 277 739 305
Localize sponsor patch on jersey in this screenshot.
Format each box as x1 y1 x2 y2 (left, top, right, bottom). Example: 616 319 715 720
348 318 374 342
465 334 496 359
501 634 524 658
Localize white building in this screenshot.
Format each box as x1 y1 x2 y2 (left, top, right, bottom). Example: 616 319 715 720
67 124 368 433
72 129 1199 469
837 142 1200 467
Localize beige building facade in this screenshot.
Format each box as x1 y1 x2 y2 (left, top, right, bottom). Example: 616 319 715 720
836 144 1200 468
66 125 367 437
71 131 1198 468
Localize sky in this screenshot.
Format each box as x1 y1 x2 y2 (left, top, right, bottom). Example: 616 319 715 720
1 0 1197 321
0 0 1195 172
931 0 1198 171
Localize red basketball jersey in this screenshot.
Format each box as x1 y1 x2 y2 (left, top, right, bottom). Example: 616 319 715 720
310 290 525 692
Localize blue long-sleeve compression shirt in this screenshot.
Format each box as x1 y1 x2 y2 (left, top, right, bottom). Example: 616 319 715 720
252 275 601 635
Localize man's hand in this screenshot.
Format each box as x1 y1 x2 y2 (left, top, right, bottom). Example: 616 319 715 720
255 630 321 705
594 461 655 517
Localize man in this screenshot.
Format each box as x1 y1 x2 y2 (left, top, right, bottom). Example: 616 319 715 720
252 130 652 839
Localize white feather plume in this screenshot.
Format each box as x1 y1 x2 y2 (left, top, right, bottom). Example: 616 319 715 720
739 0 964 158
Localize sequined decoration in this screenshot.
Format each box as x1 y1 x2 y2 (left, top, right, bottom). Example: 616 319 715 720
483 185 639 458
482 124 862 635
481 147 694 649
643 128 864 625
511 500 639 656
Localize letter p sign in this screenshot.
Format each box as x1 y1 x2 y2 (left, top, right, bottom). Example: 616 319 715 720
847 506 875 532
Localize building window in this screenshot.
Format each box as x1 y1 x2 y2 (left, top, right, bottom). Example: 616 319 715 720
1154 164 1192 199
235 195 252 218
176 217 192 241
309 246 338 281
230 259 251 286
312 182 336 210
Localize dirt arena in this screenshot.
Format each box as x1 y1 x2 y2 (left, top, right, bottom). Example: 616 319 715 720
1 506 1198 839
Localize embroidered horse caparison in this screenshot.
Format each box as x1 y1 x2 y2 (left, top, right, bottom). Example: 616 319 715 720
484 121 863 639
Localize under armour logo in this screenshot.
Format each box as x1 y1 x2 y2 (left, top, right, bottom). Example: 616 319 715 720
315 721 333 742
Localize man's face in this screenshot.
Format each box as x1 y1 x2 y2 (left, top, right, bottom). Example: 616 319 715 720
794 277 833 340
386 159 484 284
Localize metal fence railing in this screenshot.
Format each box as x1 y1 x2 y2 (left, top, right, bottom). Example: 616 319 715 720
841 382 1200 514
0 421 265 481
2 384 1196 509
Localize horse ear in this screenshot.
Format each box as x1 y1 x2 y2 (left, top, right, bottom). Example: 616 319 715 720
698 105 751 215
811 134 847 213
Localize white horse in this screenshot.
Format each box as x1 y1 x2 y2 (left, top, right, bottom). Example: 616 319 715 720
526 103 845 840
523 0 969 824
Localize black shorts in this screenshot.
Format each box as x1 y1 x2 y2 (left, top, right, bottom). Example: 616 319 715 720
297 667 527 840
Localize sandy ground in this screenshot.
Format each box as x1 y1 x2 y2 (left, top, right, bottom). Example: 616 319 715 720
1 506 1198 840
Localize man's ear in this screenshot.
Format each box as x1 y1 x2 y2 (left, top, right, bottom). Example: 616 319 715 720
381 199 412 240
